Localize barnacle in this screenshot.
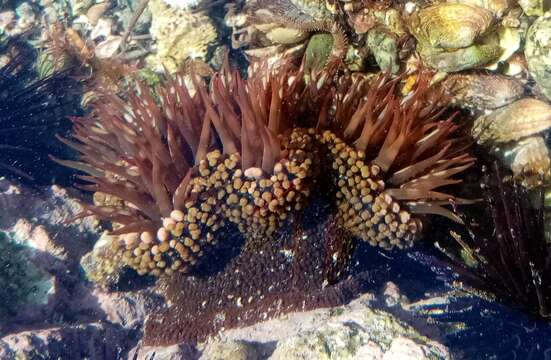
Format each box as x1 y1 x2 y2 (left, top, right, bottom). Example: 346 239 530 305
472 98 551 187
472 98 551 144
439 72 525 110
236 0 348 72
441 72 525 110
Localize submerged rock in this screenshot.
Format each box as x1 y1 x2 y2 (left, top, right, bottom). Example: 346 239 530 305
201 341 259 360
147 0 218 72
526 11 551 101
0 323 131 359
195 293 449 360
0 231 57 325
267 306 449 359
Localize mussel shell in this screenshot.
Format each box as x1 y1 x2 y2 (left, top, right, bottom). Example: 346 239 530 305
472 98 551 144
408 3 495 50
441 72 524 110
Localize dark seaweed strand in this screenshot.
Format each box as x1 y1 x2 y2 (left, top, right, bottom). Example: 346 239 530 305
0 37 82 185
448 162 551 318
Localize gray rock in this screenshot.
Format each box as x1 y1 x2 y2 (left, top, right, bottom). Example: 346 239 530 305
0 231 59 330
200 340 259 360
0 322 129 359
200 293 450 360
94 288 163 329
0 181 99 263
115 0 152 35
129 343 198 360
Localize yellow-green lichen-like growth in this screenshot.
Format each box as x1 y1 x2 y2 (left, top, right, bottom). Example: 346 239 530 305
147 0 218 73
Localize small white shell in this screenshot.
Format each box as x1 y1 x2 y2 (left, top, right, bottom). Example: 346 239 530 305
94 35 122 59
91 17 113 40
498 135 551 187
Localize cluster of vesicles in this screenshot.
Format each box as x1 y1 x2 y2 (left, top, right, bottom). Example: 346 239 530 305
117 130 315 276
318 130 422 249
143 202 368 345
118 121 427 276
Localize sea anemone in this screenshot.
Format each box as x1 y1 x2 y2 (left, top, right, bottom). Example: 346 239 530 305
55 61 317 276
0 37 81 185
317 71 475 249
57 55 473 278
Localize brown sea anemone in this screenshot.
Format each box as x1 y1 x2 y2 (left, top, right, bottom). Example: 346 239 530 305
317 71 475 249
54 61 317 276
56 53 474 280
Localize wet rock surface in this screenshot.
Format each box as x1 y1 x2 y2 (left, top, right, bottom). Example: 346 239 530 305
0 180 161 357
0 180 453 359
0 323 130 360
132 292 449 360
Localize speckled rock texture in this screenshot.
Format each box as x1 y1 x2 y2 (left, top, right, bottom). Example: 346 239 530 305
132 293 450 360
147 0 218 72
0 179 162 357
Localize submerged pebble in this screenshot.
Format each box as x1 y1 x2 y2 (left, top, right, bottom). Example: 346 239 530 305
526 11 551 101
441 72 525 110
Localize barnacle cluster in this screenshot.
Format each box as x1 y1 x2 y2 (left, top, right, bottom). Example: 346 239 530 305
229 0 348 71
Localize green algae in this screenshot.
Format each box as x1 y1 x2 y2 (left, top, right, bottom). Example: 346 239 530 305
0 231 53 322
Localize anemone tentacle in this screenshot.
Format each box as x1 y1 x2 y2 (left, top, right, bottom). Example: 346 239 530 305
317 70 474 249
